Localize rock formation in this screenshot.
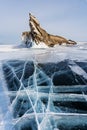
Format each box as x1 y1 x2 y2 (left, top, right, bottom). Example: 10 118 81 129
22 13 77 47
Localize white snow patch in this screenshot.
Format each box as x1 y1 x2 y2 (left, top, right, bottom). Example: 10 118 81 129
0 42 87 62
0 45 19 52
32 42 48 48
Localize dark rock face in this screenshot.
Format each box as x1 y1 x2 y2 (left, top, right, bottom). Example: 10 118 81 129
2 59 87 130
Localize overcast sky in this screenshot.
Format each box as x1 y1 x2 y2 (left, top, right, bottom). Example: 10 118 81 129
0 0 87 44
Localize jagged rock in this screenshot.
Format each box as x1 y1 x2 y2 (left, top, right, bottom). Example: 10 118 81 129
22 13 77 47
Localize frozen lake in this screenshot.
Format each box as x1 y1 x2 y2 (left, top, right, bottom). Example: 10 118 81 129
0 42 87 130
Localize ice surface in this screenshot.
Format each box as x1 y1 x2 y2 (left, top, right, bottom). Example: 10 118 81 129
0 42 87 130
